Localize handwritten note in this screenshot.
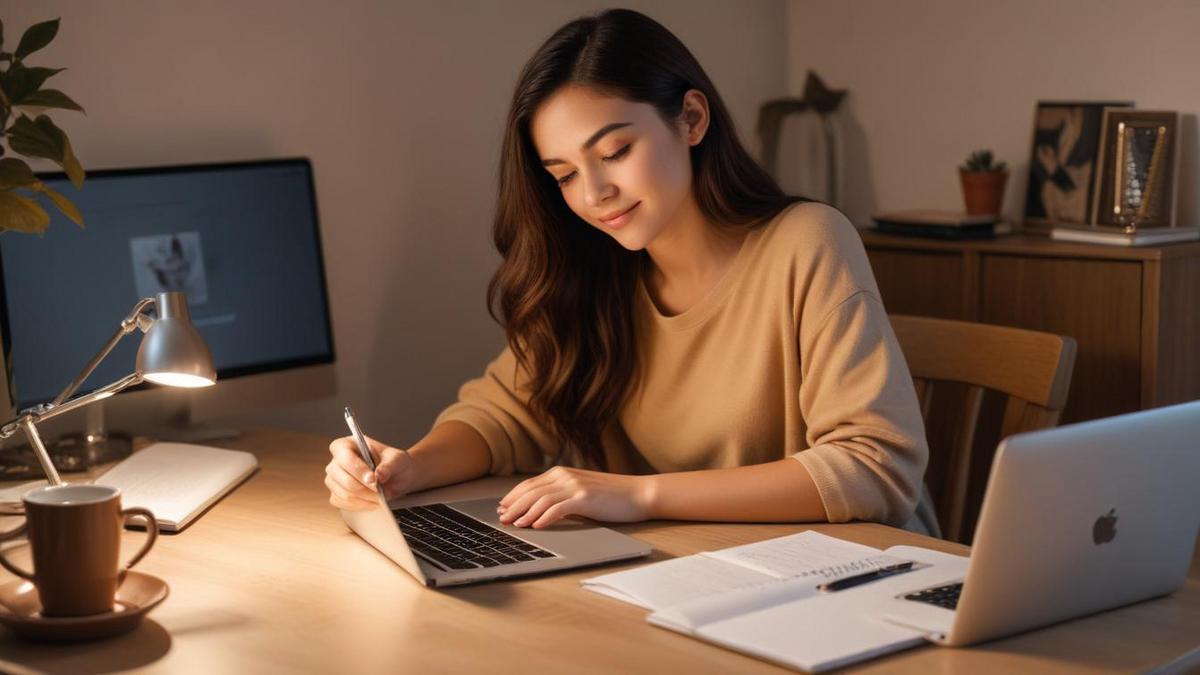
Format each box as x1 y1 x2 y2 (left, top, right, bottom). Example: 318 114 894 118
583 531 914 612
704 531 904 579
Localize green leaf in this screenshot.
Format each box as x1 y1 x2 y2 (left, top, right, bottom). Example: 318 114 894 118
1 65 66 105
6 115 58 161
31 181 84 227
0 189 50 233
14 19 59 62
7 114 85 188
0 158 38 189
16 88 84 113
55 124 84 188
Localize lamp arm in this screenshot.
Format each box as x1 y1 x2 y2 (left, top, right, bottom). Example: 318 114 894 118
50 297 157 407
36 372 145 425
0 372 145 486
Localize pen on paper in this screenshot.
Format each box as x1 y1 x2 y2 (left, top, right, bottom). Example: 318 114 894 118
817 560 916 593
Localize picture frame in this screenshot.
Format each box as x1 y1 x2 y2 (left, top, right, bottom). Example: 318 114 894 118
1022 100 1133 233
1089 109 1180 230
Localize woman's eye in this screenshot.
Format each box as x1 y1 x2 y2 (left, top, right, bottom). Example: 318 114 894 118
556 171 577 187
602 144 632 162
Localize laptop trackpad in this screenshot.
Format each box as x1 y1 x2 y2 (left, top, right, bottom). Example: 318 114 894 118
448 497 589 534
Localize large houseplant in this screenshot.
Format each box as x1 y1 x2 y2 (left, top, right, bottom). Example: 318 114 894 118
0 18 86 233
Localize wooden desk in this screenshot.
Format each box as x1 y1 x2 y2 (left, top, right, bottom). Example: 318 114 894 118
1 428 1197 673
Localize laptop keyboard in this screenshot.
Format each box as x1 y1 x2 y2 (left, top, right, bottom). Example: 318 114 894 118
903 582 963 610
393 503 558 571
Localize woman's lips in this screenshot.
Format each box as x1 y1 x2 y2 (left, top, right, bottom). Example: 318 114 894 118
599 202 640 228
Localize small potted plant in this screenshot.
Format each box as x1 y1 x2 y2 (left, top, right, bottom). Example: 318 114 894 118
959 149 1007 217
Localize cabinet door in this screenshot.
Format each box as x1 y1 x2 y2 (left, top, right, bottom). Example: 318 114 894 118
980 255 1142 423
866 249 966 319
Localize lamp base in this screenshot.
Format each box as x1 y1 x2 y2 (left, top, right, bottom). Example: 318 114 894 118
0 432 133 480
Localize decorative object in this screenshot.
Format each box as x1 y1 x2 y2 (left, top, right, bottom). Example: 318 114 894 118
757 71 847 206
1090 109 1180 230
0 17 87 233
959 149 1008 216
1022 101 1132 234
0 291 215 485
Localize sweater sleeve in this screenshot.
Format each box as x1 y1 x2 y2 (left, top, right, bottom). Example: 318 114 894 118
432 346 561 475
791 292 929 527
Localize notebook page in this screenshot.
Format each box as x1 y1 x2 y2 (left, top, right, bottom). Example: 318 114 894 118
703 530 898 579
582 555 774 610
583 531 905 612
670 549 966 672
650 575 820 631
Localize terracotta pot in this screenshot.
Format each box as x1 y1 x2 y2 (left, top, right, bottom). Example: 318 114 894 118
959 170 1008 216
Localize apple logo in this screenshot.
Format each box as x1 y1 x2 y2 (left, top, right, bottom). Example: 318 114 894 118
1093 508 1118 545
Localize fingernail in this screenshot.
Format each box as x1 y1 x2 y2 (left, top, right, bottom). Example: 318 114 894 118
362 472 374 485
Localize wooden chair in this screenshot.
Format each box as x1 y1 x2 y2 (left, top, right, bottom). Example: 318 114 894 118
890 315 1077 543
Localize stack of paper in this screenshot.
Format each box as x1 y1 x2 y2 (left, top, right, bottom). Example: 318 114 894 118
583 531 968 672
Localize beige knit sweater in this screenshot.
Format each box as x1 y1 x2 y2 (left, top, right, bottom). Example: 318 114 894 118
434 202 929 528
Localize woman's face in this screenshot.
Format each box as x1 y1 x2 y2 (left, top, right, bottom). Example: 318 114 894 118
530 85 704 251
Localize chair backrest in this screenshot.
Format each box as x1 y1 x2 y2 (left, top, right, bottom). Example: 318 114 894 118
890 315 1077 542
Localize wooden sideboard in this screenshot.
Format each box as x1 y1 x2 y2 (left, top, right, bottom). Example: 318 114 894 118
861 231 1200 539
862 230 1200 423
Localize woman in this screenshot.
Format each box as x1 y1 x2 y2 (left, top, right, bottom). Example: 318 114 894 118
325 9 930 532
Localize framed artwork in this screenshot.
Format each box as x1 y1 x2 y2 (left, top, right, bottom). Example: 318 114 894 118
1022 101 1133 231
1090 109 1180 230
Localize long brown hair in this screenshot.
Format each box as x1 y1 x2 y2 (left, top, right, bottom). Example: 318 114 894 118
489 9 807 469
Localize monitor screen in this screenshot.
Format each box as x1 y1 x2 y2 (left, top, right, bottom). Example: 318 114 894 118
0 158 335 412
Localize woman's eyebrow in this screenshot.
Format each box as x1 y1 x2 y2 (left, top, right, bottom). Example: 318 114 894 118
541 122 632 166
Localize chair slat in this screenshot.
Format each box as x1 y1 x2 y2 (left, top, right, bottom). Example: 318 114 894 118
891 314 1077 544
943 385 984 542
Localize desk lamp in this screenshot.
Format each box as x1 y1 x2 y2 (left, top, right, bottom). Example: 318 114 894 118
0 291 215 485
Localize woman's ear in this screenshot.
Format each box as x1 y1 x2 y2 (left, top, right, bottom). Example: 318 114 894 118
680 89 710 146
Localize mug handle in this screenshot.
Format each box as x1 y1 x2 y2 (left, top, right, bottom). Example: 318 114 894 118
0 516 34 580
117 507 158 583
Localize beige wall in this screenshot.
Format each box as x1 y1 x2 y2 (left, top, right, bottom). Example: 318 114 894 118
4 1 788 443
786 0 1199 228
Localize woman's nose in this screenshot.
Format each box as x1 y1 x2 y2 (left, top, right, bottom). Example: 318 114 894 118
582 172 617 208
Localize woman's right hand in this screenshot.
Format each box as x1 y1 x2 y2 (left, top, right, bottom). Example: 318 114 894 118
325 435 416 511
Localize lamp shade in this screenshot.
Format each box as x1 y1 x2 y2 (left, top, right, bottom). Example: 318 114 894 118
136 292 216 387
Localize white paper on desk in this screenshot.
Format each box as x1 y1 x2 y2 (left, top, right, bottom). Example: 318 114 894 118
650 575 821 632
582 531 908 612
651 546 969 673
702 530 905 580
583 555 775 610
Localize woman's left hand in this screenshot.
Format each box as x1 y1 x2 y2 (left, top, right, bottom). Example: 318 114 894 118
497 466 653 529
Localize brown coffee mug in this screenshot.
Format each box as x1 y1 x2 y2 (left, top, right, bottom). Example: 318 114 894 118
0 484 157 617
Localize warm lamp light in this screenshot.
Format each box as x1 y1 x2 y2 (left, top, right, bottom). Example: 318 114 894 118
0 292 215 484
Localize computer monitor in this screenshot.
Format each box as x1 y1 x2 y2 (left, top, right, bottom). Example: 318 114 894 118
0 158 336 465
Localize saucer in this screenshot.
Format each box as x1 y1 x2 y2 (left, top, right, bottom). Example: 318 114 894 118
0 571 169 642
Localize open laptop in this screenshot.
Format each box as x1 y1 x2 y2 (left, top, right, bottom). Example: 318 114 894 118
340 452 651 587
884 400 1200 646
